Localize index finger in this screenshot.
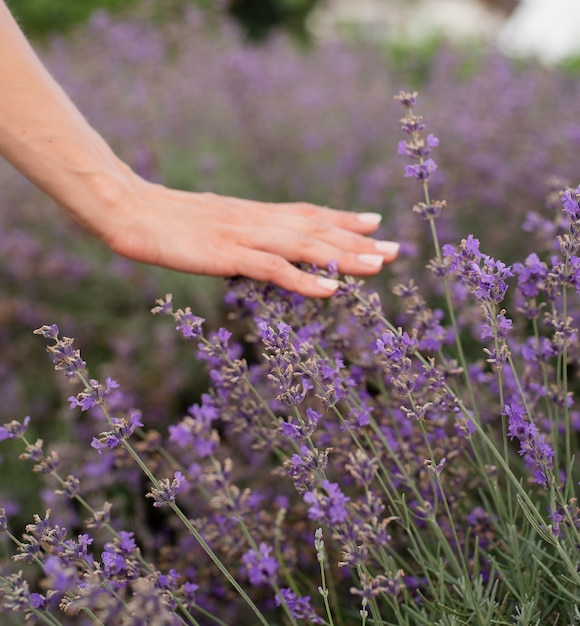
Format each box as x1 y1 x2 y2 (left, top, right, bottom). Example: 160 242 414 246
273 202 384 234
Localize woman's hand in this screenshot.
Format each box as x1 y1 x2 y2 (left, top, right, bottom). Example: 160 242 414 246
0 0 398 298
102 175 399 297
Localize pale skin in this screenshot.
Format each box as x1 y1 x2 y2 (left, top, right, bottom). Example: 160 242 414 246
0 2 399 298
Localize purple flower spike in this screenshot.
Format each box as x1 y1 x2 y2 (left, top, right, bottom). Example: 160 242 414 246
505 403 555 488
33 327 87 378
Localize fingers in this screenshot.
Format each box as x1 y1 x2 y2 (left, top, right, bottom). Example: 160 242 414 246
241 225 399 276
195 193 384 236
230 247 341 298
273 201 384 235
189 194 398 270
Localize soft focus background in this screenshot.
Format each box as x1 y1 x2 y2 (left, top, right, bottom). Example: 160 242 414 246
2 0 580 523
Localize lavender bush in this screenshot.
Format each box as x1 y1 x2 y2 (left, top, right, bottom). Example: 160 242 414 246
3 4 580 623
2 82 580 624
2 2 580 442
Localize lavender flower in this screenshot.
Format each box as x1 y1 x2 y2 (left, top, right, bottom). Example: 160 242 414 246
275 588 323 623
303 480 350 525
285 446 331 492
152 295 205 339
398 133 439 159
561 185 580 222
168 394 220 457
68 376 119 412
505 403 555 488
146 471 187 507
404 159 438 182
241 543 278 586
0 572 49 616
350 569 404 599
90 412 144 454
280 407 320 440
512 252 548 299
0 416 30 442
442 237 514 305
33 325 86 377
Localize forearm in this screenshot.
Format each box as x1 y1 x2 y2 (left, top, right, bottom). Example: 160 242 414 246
0 1 134 238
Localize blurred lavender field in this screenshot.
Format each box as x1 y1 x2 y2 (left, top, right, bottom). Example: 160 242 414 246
2 4 580 623
1 0 578 514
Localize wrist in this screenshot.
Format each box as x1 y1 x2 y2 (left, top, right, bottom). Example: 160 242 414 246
68 150 143 244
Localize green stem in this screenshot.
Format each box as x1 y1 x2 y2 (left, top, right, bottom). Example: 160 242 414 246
72 372 270 626
318 558 335 626
130 441 269 626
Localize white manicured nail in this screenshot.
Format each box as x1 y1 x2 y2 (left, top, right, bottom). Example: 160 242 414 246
358 254 384 267
375 241 400 256
357 212 382 225
316 277 339 291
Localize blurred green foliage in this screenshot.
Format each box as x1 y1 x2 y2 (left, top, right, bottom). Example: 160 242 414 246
6 0 322 40
227 0 320 41
560 52 580 74
6 0 139 37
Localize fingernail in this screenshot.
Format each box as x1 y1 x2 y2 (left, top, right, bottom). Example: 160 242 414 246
358 254 384 267
316 277 339 292
357 212 383 225
375 240 400 256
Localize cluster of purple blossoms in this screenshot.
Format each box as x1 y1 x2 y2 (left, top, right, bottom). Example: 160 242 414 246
512 252 549 302
351 569 404 600
90 411 144 454
392 281 448 352
241 543 278 586
504 403 555 488
146 471 187 508
0 571 49 617
275 588 323 624
33 324 87 378
256 319 316 407
68 376 119 412
168 393 220 457
152 294 205 340
374 328 418 391
442 236 514 306
303 480 351 525
0 416 30 442
280 406 320 439
285 445 331 492
561 185 580 227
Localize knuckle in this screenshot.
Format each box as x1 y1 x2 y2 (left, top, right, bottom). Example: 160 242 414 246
294 232 317 254
294 202 319 218
263 255 288 279
310 219 331 237
291 271 313 292
200 191 219 201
